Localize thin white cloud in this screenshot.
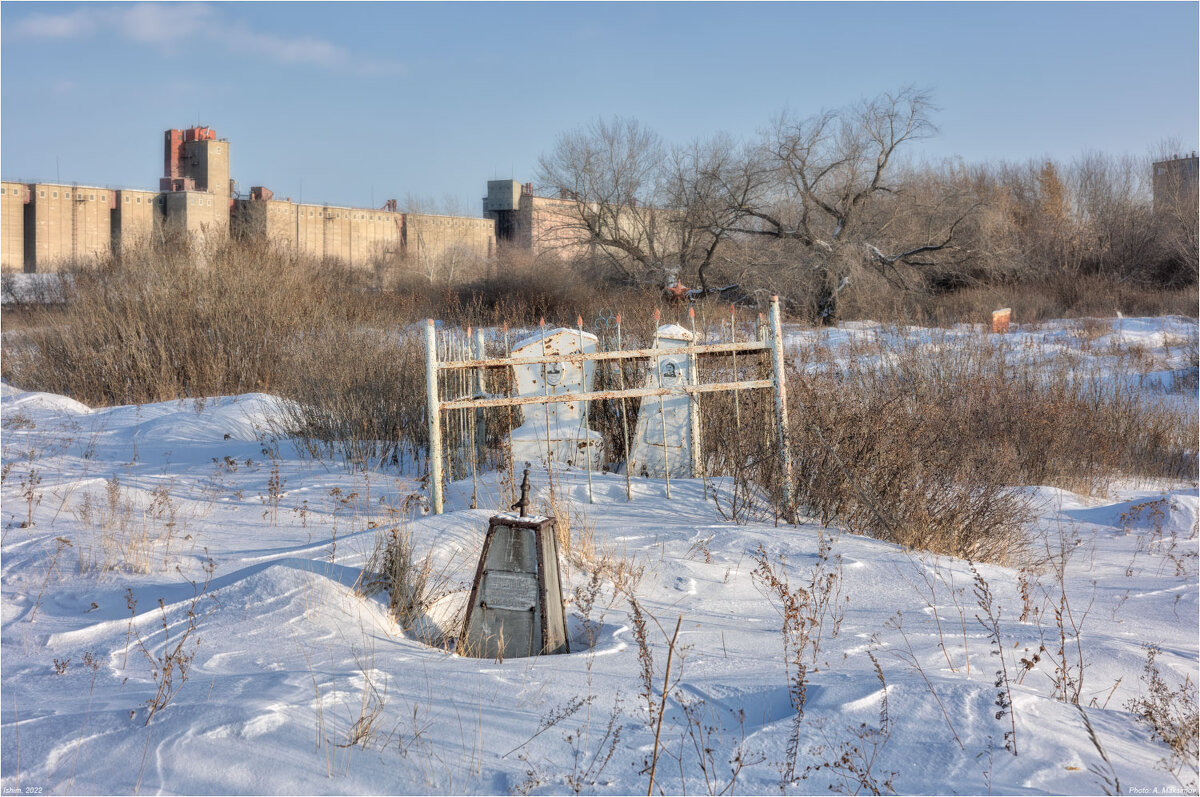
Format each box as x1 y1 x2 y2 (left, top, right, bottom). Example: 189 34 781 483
9 8 100 38
6 3 403 75
225 25 349 69
115 3 215 45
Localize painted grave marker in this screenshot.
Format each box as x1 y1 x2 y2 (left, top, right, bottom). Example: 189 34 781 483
629 324 696 479
509 327 603 468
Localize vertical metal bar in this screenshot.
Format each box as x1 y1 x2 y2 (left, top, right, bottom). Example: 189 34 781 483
459 333 469 482
455 332 463 480
474 326 488 464
539 318 554 503
451 331 459 482
467 328 479 510
688 306 703 484
503 322 516 503
444 331 454 488
446 332 456 495
577 315 594 504
461 333 470 480
424 319 444 515
654 310 671 500
730 304 742 436
616 314 633 502
768 295 795 523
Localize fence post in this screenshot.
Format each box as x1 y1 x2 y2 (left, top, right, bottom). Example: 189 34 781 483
688 306 703 480
474 327 488 462
425 319 444 515
768 296 796 523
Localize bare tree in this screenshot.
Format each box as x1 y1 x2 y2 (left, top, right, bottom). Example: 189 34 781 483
724 88 976 321
665 134 772 292
536 117 689 285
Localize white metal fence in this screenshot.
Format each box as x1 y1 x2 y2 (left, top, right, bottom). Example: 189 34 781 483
423 295 794 517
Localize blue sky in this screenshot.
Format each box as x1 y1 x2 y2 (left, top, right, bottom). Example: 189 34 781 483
2 2 1197 214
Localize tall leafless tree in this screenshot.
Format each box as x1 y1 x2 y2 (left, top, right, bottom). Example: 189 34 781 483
665 134 774 292
536 117 675 284
720 88 977 320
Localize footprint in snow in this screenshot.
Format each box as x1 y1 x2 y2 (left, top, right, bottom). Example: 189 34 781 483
673 576 697 594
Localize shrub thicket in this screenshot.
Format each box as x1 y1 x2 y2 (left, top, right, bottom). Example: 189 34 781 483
2 239 1195 564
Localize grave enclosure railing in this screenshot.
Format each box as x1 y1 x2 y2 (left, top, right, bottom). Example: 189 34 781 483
423 295 795 517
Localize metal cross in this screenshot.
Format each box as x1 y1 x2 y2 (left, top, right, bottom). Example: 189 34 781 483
511 463 532 517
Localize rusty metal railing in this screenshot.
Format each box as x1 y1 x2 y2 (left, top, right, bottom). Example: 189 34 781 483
424 295 793 518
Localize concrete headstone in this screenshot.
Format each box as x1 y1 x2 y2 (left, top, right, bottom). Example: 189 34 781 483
629 324 694 479
509 327 603 468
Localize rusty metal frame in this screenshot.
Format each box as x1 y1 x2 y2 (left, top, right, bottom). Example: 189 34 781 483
456 524 496 656
458 515 559 659
532 522 550 656
438 378 774 412
437 339 768 371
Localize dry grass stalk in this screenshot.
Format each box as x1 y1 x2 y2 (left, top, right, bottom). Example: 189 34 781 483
127 556 216 724
357 524 450 637
73 477 187 573
751 536 847 783
645 615 682 797
1126 645 1199 792
971 563 1018 756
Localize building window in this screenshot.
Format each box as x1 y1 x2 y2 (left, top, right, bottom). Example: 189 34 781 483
136 197 141 204
100 194 106 201
89 194 95 201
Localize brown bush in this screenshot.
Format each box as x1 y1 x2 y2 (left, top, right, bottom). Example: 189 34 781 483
772 334 1197 563
1 238 383 405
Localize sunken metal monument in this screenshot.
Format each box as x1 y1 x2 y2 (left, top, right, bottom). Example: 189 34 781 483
457 466 570 659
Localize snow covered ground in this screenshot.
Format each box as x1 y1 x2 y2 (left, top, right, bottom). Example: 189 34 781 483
1 316 1196 795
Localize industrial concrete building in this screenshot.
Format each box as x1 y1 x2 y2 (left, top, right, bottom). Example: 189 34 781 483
229 201 496 267
405 212 495 263
1153 153 1199 214
159 126 231 243
233 195 405 264
164 190 228 240
112 189 162 254
21 183 114 270
484 180 587 258
2 125 498 273
483 179 674 263
2 182 28 271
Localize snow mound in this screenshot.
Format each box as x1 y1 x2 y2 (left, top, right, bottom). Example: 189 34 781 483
1 384 92 416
